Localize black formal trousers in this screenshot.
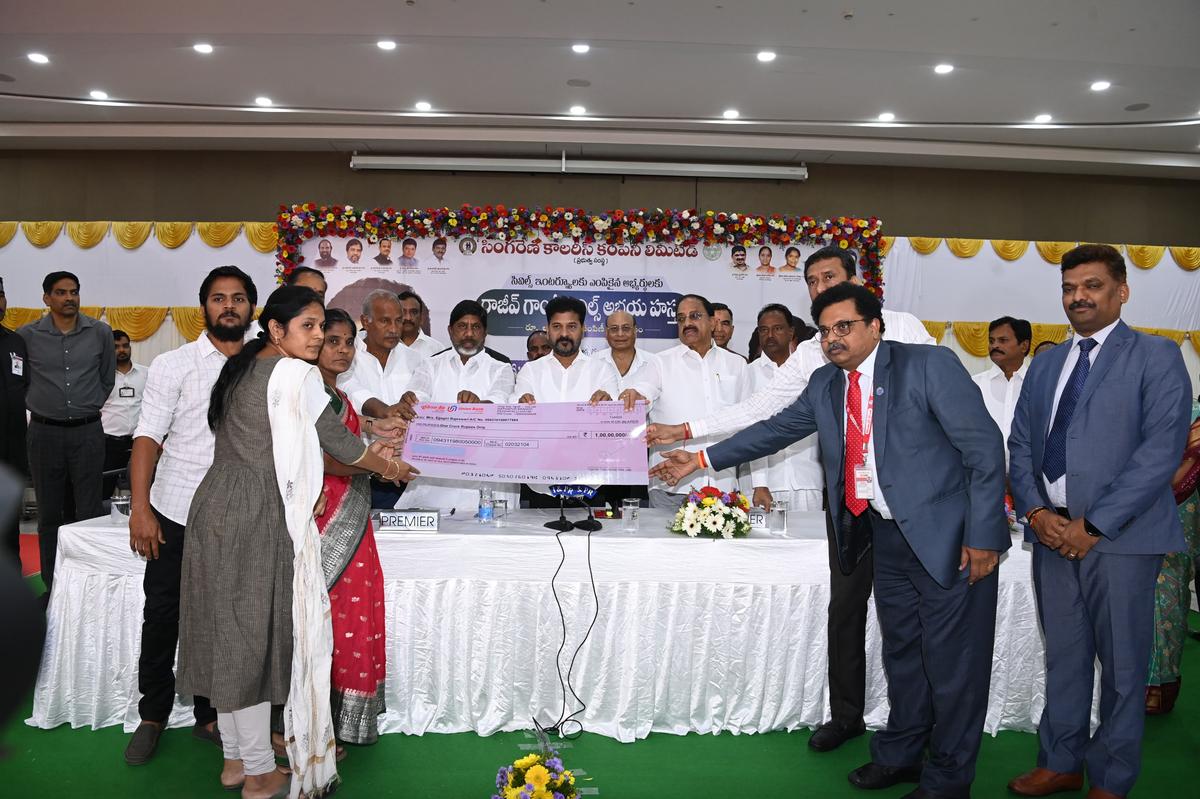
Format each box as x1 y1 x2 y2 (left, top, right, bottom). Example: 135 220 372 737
26 419 105 589
137 506 216 726
102 433 134 498
868 511 997 799
824 504 875 728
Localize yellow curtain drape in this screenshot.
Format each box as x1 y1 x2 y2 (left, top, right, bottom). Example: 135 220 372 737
879 236 895 257
197 222 242 248
79 306 104 320
171 307 206 341
0 221 18 248
945 238 983 258
155 222 194 249
1 308 44 331
1126 245 1165 270
105 307 169 342
1030 323 1070 352
65 221 110 249
1131 326 1187 345
951 321 990 357
1192 332 1200 357
21 221 64 248
989 239 1030 261
1169 247 1200 271
908 236 942 255
1034 241 1076 264
243 221 279 253
921 320 947 343
112 221 154 249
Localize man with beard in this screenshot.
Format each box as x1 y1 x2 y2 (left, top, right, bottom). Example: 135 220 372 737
374 238 394 265
346 239 364 264
401 300 517 513
19 271 115 592
314 239 338 268
123 266 257 765
0 277 29 565
514 296 619 507
525 330 551 362
397 290 445 357
621 293 748 508
100 329 147 498
972 316 1031 457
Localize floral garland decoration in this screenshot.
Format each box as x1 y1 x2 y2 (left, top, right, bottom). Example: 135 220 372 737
492 750 577 799
275 203 885 296
669 485 753 539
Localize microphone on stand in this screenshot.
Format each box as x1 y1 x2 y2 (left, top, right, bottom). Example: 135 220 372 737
545 485 601 531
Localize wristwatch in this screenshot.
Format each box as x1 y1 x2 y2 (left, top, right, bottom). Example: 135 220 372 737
1083 518 1102 538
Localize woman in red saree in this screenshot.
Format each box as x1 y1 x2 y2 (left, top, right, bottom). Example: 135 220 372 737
315 308 393 746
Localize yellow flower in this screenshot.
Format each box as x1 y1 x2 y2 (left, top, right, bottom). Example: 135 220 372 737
525 765 551 790
514 754 540 770
701 496 716 507
532 791 553 799
563 770 575 785
505 787 523 799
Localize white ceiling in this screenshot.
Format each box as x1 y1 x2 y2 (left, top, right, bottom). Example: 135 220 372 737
2 0 1199 177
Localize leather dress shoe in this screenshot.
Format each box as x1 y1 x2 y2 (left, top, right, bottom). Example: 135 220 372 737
848 761 923 790
124 722 163 765
1085 788 1123 799
1007 767 1084 796
809 720 866 752
193 720 223 747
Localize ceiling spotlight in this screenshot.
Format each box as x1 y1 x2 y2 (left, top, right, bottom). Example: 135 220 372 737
722 108 740 119
569 105 587 115
934 63 954 74
27 53 49 64
193 43 213 54
414 101 432 112
254 96 273 107
877 111 895 122
571 43 590 54
1033 113 1052 124
89 90 108 100
757 50 777 62
1090 80 1111 91
377 40 397 51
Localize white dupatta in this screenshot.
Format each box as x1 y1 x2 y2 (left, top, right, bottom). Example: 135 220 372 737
266 358 339 798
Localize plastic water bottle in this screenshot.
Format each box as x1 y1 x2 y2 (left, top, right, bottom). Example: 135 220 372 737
478 487 494 523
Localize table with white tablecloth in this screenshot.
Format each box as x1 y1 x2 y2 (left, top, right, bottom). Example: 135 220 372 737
29 509 1052 743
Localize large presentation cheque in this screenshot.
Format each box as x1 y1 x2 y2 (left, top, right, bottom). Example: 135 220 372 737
401 401 649 485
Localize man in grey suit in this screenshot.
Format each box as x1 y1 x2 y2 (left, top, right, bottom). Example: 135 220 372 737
653 282 1008 799
1006 244 1192 799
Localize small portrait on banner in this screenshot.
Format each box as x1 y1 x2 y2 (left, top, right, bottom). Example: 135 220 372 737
314 238 338 268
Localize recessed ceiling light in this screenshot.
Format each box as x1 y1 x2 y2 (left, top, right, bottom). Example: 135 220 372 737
1033 113 1052 124
377 40 397 51
193 43 213 54
89 90 108 100
722 108 740 119
1090 80 1111 91
27 53 49 64
414 101 432 112
877 112 895 122
934 63 954 74
569 105 587 115
254 96 273 107
757 50 777 62
571 43 590 54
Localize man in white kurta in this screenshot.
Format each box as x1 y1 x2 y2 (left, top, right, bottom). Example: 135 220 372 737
591 309 658 393
397 290 446 357
970 316 1031 459
400 300 519 513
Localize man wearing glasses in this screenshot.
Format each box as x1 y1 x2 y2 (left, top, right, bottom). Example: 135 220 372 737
647 245 934 753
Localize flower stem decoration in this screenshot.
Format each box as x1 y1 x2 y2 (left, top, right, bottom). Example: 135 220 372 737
491 751 578 799
670 486 752 539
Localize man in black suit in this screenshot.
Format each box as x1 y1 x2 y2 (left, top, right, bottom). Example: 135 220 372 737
0 277 30 564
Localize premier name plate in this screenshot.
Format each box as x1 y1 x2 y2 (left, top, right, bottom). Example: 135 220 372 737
371 509 439 534
747 508 769 531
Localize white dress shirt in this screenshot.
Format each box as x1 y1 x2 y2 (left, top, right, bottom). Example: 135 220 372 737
690 308 935 438
101 363 148 437
403 330 446 358
592 347 658 393
632 342 749 494
133 335 228 525
971 360 1028 455
1043 318 1120 507
746 354 823 493
842 343 894 518
339 337 433 415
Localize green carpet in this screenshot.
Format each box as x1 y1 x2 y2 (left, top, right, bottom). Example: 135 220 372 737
1 616 1196 798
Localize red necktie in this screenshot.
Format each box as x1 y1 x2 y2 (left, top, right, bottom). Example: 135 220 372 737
844 370 868 516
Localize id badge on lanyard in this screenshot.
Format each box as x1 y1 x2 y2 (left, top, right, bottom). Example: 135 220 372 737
850 392 875 500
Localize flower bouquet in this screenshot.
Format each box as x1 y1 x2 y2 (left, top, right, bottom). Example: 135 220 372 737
491 751 577 799
669 485 752 539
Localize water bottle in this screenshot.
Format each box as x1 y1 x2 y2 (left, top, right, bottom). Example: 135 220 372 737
478 487 494 523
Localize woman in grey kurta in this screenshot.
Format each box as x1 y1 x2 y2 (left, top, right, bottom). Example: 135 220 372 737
177 286 414 799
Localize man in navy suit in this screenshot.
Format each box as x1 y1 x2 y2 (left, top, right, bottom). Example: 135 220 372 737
652 282 1009 799
1006 244 1192 799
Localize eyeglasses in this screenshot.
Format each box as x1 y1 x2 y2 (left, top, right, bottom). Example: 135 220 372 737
817 318 868 340
675 311 708 324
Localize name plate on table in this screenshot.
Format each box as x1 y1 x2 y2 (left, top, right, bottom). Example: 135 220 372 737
747 508 769 531
372 509 439 534
401 401 649 485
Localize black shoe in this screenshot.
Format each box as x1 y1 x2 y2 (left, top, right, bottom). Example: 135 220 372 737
848 761 923 790
809 720 866 752
124 722 163 765
899 789 956 799
192 721 222 747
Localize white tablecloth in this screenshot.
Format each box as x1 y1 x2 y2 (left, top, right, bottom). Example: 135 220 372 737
29 510 1052 742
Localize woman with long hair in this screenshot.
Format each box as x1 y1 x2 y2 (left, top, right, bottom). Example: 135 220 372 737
177 286 416 799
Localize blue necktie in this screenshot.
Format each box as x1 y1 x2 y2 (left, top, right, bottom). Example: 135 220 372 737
1042 338 1098 483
